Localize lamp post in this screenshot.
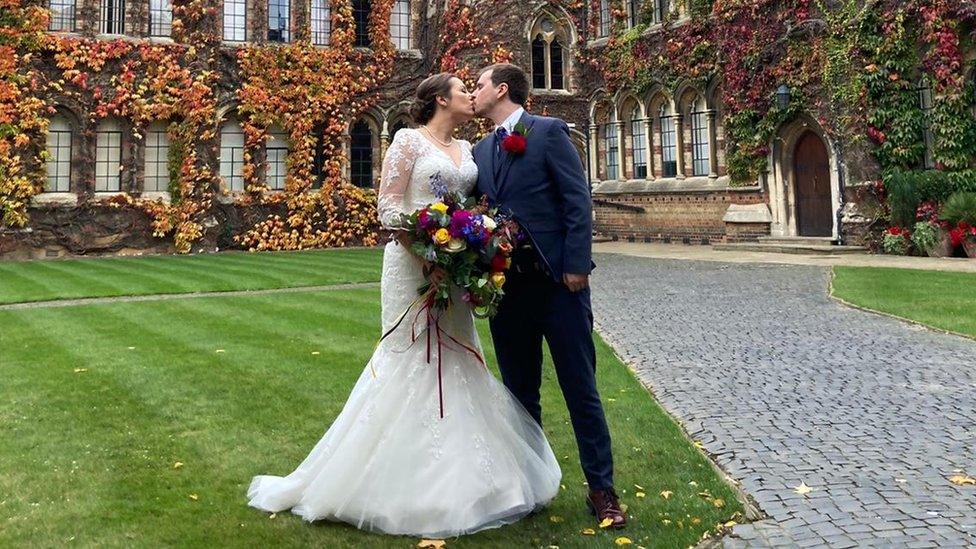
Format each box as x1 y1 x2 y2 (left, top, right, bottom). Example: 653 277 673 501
776 84 791 111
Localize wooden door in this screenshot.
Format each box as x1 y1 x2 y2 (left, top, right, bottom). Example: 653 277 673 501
793 131 832 237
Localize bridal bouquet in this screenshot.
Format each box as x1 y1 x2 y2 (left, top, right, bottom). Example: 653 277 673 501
396 175 523 319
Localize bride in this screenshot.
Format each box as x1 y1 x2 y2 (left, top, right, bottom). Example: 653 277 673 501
247 73 562 538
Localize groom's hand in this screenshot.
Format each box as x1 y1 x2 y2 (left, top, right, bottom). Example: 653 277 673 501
563 273 589 293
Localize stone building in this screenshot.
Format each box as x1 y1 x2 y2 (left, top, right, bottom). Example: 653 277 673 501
3 0 973 258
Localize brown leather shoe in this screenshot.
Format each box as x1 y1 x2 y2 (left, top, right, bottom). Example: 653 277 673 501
586 488 627 529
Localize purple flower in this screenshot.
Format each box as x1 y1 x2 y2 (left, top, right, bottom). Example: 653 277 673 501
449 210 473 238
428 172 448 198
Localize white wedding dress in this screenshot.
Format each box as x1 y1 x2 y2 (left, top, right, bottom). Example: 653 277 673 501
247 128 561 538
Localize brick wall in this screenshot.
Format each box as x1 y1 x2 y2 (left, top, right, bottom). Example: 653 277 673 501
594 190 768 244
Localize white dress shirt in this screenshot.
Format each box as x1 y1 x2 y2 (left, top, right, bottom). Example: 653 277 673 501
496 107 526 134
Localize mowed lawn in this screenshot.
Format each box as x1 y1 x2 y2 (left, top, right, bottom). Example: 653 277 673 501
832 267 976 339
0 248 383 305
0 251 742 548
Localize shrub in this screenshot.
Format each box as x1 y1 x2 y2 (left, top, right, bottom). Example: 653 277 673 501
910 220 941 254
882 227 911 255
940 192 976 226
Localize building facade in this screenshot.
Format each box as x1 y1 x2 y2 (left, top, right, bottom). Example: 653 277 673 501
2 0 974 258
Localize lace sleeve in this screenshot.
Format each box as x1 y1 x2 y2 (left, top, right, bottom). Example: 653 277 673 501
378 129 420 229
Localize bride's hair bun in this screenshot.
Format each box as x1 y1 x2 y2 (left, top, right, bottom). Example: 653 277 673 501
410 73 456 125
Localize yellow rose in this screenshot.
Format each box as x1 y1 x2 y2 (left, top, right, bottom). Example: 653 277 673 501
433 228 451 245
430 202 449 214
491 272 506 288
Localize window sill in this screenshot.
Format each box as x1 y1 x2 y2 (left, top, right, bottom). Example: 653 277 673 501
396 49 423 59
140 191 171 203
32 192 77 205
531 88 574 97
587 36 610 48
592 175 760 194
147 36 175 44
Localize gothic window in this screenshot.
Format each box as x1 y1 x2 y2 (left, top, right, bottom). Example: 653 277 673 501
604 120 618 180
353 0 370 47
268 0 290 42
659 104 677 178
95 119 123 192
144 122 170 192
99 0 125 34
45 116 72 192
625 103 647 179
390 0 410 50
628 0 639 27
149 0 172 37
266 130 289 190
219 117 246 191
651 0 667 24
49 0 76 31
223 0 246 41
311 0 330 45
690 96 710 176
350 120 373 187
530 15 572 91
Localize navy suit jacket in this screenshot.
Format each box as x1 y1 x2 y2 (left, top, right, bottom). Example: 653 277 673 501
473 112 594 282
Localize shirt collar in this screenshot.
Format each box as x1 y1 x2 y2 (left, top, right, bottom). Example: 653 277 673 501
496 107 525 134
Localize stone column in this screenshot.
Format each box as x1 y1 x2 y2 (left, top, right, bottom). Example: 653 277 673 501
644 116 654 181
707 109 719 179
673 114 686 180
587 122 599 184
614 119 625 181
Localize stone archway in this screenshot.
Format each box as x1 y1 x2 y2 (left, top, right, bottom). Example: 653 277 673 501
767 116 842 240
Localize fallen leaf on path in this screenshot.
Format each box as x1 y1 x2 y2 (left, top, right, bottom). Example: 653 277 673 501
269 513 276 519
950 475 976 486
188 494 199 501
549 515 564 523
173 461 184 469
713 498 726 508
417 540 445 549
635 491 646 499
794 482 813 495
599 517 614 528
73 368 88 373
215 349 225 353
660 490 673 499
634 484 644 490
580 528 596 536
615 536 633 545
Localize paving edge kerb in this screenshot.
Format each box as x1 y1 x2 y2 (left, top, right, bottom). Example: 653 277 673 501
826 268 976 343
593 323 770 548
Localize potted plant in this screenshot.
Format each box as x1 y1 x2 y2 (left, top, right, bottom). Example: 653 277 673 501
940 192 976 259
911 220 953 257
882 226 911 255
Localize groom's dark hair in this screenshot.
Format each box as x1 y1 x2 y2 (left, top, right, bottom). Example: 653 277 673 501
480 64 529 106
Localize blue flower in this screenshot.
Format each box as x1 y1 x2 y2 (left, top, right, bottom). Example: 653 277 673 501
428 172 448 198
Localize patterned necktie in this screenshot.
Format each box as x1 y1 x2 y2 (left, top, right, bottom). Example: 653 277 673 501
495 127 509 163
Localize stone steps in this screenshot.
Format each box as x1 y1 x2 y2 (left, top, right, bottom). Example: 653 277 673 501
712 242 868 255
758 236 837 247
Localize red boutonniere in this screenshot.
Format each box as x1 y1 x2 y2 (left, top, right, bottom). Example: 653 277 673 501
501 122 531 155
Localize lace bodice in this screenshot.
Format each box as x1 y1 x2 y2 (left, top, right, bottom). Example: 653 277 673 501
378 128 478 229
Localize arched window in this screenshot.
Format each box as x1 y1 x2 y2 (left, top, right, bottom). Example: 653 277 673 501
268 0 290 42
598 0 610 37
95 119 123 192
144 121 170 192
149 0 172 37
690 96 710 177
219 117 245 191
390 0 410 50
99 0 125 34
390 120 409 140
49 0 77 31
628 0 639 27
311 0 330 45
350 120 373 187
223 0 246 41
353 0 370 47
659 104 677 178
267 129 289 190
624 101 647 179
45 115 72 192
530 15 572 91
919 78 935 169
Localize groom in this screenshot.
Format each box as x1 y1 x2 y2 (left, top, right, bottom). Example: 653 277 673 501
470 64 625 528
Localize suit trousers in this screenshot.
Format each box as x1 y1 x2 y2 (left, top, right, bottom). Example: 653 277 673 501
488 266 615 491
